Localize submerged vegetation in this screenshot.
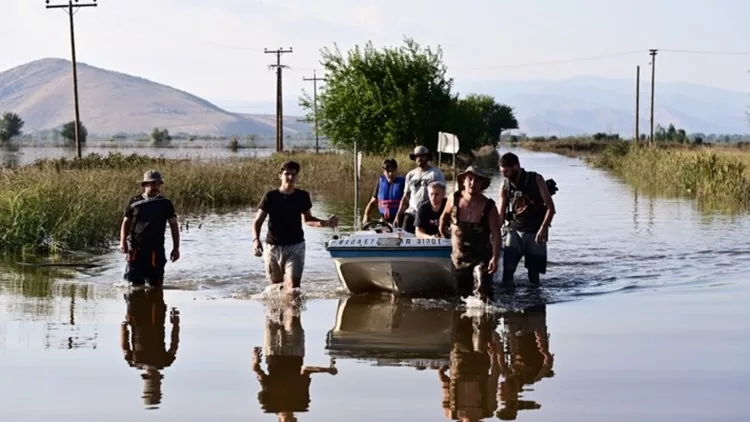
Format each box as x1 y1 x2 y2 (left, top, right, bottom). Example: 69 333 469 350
516 137 750 212
0 151 421 255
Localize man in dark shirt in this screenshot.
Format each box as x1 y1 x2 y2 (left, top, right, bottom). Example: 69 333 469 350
252 160 339 293
119 170 180 288
415 181 447 238
497 152 556 287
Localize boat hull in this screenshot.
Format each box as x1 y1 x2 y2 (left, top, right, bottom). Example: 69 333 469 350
325 295 456 368
326 234 455 297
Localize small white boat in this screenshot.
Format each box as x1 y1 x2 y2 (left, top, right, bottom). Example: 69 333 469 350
324 295 456 368
325 142 456 297
325 221 455 296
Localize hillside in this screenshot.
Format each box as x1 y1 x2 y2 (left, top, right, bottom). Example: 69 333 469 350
212 76 750 138
0 58 312 137
3 58 746 139
455 76 749 137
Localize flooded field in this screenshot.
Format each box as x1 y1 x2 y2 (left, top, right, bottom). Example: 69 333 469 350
1 146 748 421
0 142 328 167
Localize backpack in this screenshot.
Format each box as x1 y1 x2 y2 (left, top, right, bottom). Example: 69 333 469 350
503 172 558 222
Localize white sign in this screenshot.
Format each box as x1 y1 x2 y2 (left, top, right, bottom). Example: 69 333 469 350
437 131 460 154
357 151 363 179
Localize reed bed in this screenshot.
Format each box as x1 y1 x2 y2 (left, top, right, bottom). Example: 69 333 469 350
0 151 414 255
588 143 750 212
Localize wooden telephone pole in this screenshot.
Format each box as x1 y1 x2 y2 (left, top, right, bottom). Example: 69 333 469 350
46 0 98 159
303 70 327 153
265 47 293 152
635 65 640 142
649 49 657 146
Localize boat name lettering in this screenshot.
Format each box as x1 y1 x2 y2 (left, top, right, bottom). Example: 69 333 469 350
332 238 377 246
403 238 443 245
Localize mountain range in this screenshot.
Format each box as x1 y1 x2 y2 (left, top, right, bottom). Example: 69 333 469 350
455 77 749 137
1 58 748 138
0 58 310 138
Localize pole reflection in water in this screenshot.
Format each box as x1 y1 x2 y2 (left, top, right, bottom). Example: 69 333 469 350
324 295 554 421
253 299 338 422
120 287 180 409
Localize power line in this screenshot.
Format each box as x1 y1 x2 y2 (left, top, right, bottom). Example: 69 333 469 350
264 47 293 152
458 50 646 71
45 0 98 159
660 49 750 56
302 70 327 154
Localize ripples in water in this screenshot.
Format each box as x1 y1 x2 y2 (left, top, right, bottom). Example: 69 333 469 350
3 148 750 306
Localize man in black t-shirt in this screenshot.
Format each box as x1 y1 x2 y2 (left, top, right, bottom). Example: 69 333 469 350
119 170 180 288
415 181 447 238
252 160 339 292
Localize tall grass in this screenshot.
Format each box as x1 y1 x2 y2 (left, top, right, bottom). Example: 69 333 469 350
589 142 750 212
0 145 496 255
0 151 419 255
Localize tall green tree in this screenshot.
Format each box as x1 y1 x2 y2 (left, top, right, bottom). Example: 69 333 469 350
0 112 24 142
300 37 455 153
448 94 518 147
60 121 88 145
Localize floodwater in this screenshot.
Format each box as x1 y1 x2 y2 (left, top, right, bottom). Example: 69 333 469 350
1 146 748 421
0 142 328 167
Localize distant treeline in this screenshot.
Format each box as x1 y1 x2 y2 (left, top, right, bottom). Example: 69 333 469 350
502 122 750 145
5 129 319 144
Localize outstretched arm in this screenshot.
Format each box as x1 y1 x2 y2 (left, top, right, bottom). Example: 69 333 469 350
303 209 337 228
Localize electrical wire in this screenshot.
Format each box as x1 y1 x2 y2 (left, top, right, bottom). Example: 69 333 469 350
660 49 750 56
458 50 647 71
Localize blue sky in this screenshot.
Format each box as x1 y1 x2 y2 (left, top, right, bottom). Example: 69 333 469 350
3 0 749 112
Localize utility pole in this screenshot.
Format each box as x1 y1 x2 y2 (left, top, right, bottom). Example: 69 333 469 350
649 49 657 146
303 70 327 154
635 65 640 143
265 47 293 152
46 0 98 159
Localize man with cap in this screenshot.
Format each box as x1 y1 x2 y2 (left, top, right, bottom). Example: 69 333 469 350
119 170 181 288
394 145 446 234
438 166 502 302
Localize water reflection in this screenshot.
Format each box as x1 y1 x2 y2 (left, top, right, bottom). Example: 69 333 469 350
120 287 181 409
253 300 338 420
44 283 99 350
0 143 20 168
496 304 553 420
325 296 554 421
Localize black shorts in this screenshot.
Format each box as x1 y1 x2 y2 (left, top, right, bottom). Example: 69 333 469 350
124 247 167 287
